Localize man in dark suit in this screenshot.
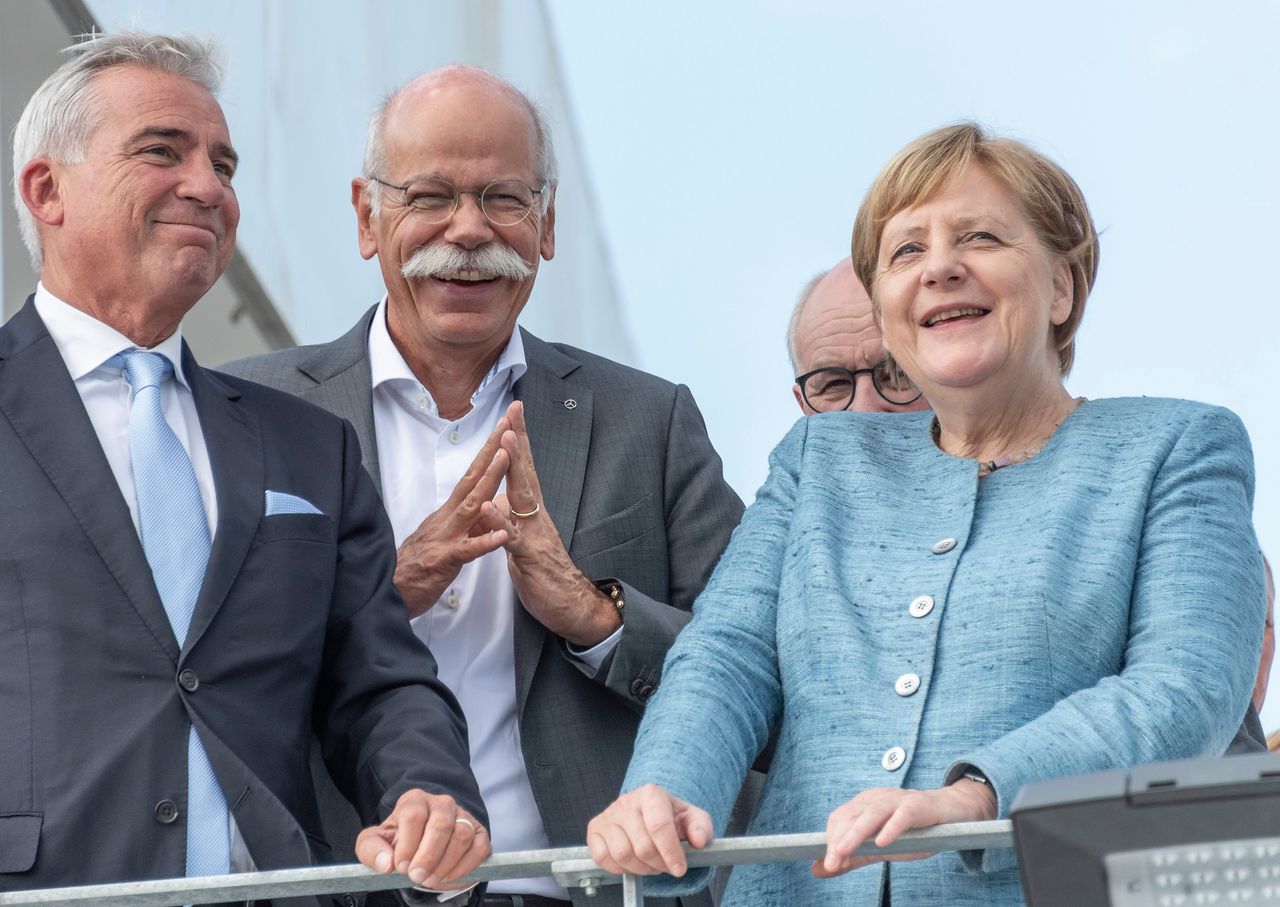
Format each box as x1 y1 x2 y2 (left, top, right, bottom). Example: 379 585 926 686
223 65 744 907
3 32 488 901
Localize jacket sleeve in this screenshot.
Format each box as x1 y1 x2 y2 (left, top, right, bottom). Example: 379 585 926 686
563 383 746 710
612 419 808 897
948 406 1264 873
312 419 487 829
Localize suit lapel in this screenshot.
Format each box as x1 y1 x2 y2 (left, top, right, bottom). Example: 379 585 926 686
184 351 263 655
0 300 179 662
512 329 592 714
296 307 381 495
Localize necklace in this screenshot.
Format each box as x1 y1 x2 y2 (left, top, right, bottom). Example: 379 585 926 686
933 397 1087 478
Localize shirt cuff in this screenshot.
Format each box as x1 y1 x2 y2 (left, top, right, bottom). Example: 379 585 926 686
568 624 623 671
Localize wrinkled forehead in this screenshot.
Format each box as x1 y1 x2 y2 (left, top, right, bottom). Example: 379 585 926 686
796 284 884 371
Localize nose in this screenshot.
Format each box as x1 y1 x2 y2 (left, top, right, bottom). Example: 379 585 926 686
442 191 495 250
178 157 229 207
921 246 965 289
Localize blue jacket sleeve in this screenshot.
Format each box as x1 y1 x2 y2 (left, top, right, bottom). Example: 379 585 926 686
949 406 1264 872
616 419 808 896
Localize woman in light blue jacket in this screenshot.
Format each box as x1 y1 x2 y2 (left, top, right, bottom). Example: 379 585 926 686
587 123 1264 905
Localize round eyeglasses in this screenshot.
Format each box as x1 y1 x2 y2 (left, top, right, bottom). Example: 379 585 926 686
795 360 924 412
368 176 546 226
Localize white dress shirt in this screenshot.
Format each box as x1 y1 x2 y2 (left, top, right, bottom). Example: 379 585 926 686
33 283 254 873
369 298 618 898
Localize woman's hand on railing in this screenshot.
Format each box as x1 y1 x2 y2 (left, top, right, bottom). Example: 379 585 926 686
586 784 714 878
814 781 998 879
355 788 492 890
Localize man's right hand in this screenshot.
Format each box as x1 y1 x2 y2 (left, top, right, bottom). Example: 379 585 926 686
394 410 514 618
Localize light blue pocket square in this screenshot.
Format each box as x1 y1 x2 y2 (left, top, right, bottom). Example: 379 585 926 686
264 490 323 516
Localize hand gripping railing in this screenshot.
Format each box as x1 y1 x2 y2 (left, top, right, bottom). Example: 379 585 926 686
0 820 1013 906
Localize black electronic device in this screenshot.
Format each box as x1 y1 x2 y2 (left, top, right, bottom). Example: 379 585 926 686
1012 752 1280 905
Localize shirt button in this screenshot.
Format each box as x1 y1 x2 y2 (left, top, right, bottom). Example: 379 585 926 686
931 537 957 554
908 595 935 618
445 593 460 609
154 799 180 824
178 669 199 692
894 673 920 697
882 746 906 772
417 396 427 409
449 430 462 444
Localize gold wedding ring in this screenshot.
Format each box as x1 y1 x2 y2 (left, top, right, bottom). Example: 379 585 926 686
510 503 541 519
454 816 478 831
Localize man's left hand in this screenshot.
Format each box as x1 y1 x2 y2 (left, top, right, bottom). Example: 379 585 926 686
356 789 491 890
478 401 621 647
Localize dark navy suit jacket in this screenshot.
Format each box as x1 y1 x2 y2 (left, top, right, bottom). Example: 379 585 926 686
0 298 484 902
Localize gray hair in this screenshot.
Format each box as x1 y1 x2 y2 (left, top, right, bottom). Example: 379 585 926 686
11 31 223 269
362 65 558 218
786 271 825 376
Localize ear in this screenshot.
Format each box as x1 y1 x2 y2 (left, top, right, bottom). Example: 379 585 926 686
792 383 809 415
19 158 64 228
352 178 379 261
1049 257 1073 327
538 186 556 262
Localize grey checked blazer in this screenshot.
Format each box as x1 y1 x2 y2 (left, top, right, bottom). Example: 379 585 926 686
222 306 745 907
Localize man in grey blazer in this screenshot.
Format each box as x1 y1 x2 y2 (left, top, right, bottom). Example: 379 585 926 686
224 65 743 906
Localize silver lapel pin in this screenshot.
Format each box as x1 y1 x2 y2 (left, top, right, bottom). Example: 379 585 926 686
560 399 578 410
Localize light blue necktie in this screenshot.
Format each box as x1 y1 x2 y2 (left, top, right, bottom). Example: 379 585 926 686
114 350 231 879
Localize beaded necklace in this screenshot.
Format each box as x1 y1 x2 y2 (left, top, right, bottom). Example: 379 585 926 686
933 397 1087 478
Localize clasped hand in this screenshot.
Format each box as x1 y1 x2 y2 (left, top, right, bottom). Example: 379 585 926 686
356 789 490 890
586 780 996 880
395 401 620 646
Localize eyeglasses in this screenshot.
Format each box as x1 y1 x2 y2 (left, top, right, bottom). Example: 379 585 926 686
795 360 924 412
367 176 545 226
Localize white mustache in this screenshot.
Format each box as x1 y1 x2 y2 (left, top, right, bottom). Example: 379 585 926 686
400 242 534 281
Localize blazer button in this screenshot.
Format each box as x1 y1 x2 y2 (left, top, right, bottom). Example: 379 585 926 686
908 595 935 618
931 537 957 554
881 746 906 772
638 684 656 702
178 669 200 692
630 678 645 696
894 673 920 697
154 798 180 824
344 896 358 907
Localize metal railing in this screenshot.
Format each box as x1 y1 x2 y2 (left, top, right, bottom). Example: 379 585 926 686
0 820 1013 906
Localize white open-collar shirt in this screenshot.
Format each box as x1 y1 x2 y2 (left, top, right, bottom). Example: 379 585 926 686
33 282 255 872
369 297 619 898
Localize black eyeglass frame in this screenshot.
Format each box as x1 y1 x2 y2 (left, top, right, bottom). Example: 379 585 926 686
794 361 924 412
366 175 547 226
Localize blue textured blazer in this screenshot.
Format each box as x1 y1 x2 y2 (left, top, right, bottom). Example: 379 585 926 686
623 397 1264 906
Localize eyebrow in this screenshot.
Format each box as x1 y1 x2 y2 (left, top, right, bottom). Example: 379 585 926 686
882 213 1015 248
125 126 240 167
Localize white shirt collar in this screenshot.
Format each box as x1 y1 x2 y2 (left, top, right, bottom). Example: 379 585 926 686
367 295 527 416
33 282 191 388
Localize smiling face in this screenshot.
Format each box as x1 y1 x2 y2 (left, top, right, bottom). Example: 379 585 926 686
873 164 1072 401
354 72 555 368
35 64 238 339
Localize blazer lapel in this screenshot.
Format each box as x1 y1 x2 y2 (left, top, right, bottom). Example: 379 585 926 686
511 329 592 714
295 307 382 495
0 299 179 662
183 349 264 655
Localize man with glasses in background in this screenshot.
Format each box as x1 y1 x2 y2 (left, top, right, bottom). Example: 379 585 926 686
225 65 741 907
787 257 930 416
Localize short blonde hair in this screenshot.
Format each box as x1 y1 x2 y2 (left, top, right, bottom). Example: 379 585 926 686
851 123 1099 375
